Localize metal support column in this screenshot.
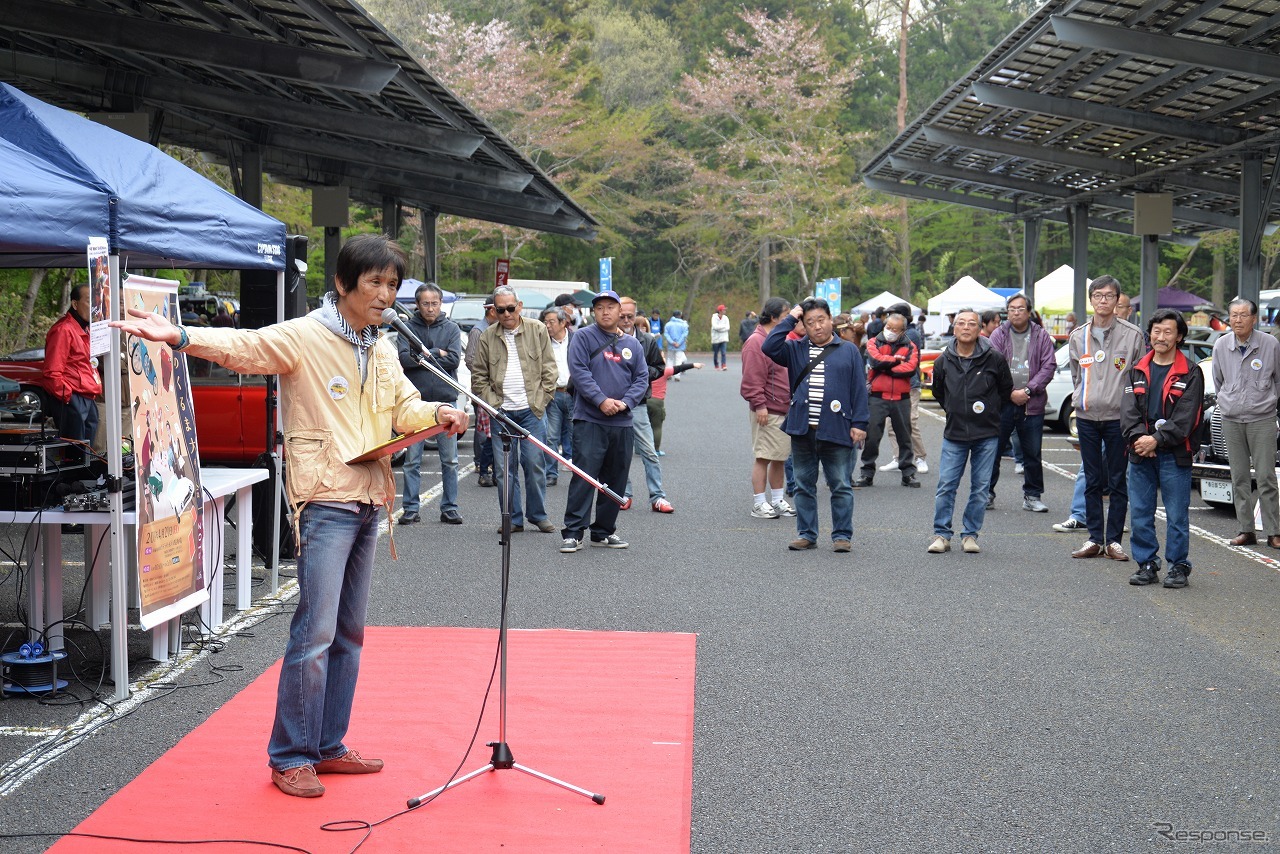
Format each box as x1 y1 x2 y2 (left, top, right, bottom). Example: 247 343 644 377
1022 218 1042 305
382 197 400 239
1239 155 1264 304
240 146 263 210
1140 234 1159 327
421 207 438 283
324 227 340 293
1070 202 1090 324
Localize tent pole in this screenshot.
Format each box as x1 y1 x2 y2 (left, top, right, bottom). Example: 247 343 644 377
106 254 129 700
270 270 284 590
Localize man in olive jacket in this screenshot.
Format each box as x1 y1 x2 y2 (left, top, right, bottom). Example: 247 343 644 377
472 285 558 532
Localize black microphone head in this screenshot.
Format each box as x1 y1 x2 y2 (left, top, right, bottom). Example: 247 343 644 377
381 307 401 326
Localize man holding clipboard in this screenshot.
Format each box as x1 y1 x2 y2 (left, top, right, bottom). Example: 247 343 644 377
114 234 468 799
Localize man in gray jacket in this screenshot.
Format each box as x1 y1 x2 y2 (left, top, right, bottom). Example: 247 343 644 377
1068 275 1147 561
1212 297 1280 548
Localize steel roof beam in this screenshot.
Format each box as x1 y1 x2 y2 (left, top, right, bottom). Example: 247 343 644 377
889 155 1075 198
970 82 1251 146
1050 15 1280 82
0 52 483 158
5 0 399 93
920 126 1240 197
864 176 1198 245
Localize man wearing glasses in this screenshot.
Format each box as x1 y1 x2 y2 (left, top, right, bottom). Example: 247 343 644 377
1211 297 1280 548
1068 276 1147 561
472 285 559 533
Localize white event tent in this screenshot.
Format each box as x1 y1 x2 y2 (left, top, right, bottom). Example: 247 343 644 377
926 276 1005 314
850 291 921 317
1033 264 1093 314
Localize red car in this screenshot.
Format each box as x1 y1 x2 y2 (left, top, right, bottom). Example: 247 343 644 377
0 346 269 464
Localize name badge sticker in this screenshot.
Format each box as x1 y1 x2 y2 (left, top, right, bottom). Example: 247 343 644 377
1079 356 1095 367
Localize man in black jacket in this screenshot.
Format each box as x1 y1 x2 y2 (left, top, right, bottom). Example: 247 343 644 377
1121 309 1204 589
928 309 1012 555
397 282 464 525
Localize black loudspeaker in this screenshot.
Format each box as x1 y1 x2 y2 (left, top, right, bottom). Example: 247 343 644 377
240 234 309 330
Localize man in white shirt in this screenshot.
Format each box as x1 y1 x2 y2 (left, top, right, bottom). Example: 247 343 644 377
711 304 731 371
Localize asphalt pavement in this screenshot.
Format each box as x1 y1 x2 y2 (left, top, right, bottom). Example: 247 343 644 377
1 352 1278 853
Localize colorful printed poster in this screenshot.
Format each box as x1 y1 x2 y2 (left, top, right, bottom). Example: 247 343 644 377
122 275 207 630
87 237 111 357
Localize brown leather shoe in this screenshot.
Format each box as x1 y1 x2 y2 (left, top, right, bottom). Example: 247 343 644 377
1269 535 1280 549
1104 542 1129 561
314 749 384 775
1231 532 1258 546
272 764 325 797
788 538 816 551
832 539 852 553
1071 541 1103 559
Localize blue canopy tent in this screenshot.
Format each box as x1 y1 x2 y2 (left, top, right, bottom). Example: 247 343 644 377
0 83 285 269
0 83 286 699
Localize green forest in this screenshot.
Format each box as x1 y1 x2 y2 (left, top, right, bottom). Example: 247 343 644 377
5 0 1279 353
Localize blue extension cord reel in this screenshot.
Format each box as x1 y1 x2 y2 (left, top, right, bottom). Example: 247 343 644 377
2 641 69 695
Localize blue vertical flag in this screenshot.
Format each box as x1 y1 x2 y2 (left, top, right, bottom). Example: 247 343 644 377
815 278 842 314
599 257 613 292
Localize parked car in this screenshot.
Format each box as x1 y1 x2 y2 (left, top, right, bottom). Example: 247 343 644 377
1190 356 1264 509
0 374 24 420
0 346 50 413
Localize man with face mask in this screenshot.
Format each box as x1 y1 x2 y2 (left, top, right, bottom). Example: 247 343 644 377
854 312 920 488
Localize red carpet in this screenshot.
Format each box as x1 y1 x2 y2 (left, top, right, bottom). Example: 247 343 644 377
51 627 696 853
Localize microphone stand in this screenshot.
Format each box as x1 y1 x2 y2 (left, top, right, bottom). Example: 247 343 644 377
393 316 609 809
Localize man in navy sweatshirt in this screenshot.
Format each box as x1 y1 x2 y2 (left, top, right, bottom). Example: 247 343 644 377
560 290 650 552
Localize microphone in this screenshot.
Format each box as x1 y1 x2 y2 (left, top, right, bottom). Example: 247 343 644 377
382 307 429 356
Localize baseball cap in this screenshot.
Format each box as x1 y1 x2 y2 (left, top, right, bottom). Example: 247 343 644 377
592 289 621 305
554 293 582 307
717 304 726 311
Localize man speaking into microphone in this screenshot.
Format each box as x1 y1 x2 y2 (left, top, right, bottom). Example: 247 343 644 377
113 234 468 799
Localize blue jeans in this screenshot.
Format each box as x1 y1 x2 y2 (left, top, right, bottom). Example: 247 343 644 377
790 430 854 543
1128 452 1192 568
474 424 494 476
491 408 549 527
268 502 379 771
542 390 574 481
1078 418 1128 545
402 431 459 515
1070 463 1087 522
712 341 727 368
624 401 664 502
933 436 999 540
785 456 796 494
990 404 1044 498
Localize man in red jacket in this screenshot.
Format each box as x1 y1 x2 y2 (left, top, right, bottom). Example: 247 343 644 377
854 312 920 488
43 284 103 443
740 298 794 519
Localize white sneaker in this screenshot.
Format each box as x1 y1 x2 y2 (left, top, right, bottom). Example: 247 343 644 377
1014 463 1024 474
916 459 929 474
751 501 780 519
878 460 898 471
1052 518 1086 533
772 498 796 517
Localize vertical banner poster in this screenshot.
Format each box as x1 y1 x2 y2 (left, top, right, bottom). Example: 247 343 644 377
599 257 613 293
816 278 843 314
122 275 207 630
87 237 111 357
495 258 510 290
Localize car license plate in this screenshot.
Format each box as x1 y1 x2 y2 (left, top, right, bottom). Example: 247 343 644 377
1200 479 1232 504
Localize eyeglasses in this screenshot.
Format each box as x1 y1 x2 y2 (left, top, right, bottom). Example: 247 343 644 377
1090 292 1119 302
494 305 519 314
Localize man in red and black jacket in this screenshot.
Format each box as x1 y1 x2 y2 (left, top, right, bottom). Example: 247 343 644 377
43 284 103 443
1120 308 1204 590
855 311 920 488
